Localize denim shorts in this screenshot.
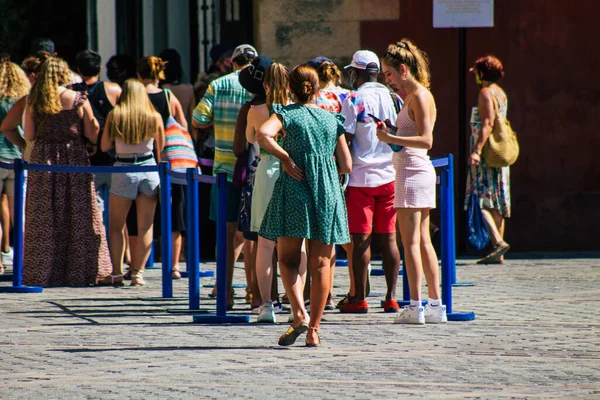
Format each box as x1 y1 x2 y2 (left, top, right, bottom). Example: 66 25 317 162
110 158 160 200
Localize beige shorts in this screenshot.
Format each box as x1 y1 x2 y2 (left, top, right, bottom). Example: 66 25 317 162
0 169 15 197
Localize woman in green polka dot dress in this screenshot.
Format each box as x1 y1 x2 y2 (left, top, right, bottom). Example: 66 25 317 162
257 64 352 347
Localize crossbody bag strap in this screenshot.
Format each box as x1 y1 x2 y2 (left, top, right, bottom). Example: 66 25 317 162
163 88 172 117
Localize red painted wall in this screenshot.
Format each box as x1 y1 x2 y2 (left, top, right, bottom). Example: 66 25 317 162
361 1 600 252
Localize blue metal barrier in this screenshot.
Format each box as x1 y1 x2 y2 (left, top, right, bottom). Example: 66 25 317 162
192 172 249 323
0 160 160 294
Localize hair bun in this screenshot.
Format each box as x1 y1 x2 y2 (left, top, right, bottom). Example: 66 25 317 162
302 81 314 96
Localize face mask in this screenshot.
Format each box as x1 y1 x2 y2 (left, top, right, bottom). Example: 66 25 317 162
475 72 483 88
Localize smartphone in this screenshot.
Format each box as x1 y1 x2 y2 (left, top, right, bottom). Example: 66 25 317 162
368 113 396 129
368 113 403 152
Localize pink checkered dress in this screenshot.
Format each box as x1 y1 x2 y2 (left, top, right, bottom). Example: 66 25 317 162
392 107 436 209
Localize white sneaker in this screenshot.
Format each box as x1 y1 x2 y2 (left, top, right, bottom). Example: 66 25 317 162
424 304 447 324
251 305 261 315
257 302 276 323
394 306 425 324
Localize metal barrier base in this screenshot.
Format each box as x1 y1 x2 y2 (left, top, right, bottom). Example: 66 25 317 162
203 283 246 289
0 285 43 293
192 314 250 324
396 300 429 307
335 259 348 266
447 311 476 321
371 269 403 276
452 282 476 287
180 270 214 278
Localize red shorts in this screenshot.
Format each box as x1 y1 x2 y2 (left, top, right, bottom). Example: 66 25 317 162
345 182 396 234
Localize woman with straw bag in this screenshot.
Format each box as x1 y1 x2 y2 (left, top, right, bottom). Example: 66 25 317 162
466 55 517 264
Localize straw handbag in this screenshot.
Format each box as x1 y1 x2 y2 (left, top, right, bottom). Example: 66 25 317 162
482 93 519 167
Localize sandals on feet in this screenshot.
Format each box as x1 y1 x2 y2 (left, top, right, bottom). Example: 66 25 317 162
172 269 182 279
97 274 124 287
278 322 309 346
130 269 146 286
477 241 510 265
305 326 321 347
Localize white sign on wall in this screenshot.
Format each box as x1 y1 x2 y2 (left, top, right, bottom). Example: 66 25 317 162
433 0 494 28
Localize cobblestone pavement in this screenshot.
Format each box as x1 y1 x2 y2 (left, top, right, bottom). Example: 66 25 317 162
1 257 599 399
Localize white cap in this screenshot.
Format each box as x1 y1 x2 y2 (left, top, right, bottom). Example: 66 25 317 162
232 44 258 60
345 50 380 71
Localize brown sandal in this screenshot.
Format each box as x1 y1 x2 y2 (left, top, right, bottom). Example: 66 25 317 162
305 326 321 347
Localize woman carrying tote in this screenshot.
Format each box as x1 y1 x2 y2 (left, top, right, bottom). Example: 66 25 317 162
465 55 511 264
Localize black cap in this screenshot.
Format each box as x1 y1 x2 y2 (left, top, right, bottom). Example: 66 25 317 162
238 55 273 96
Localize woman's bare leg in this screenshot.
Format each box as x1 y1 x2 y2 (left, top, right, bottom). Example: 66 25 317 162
277 237 308 327
256 236 276 304
419 209 440 300
306 239 333 345
108 195 133 276
396 208 423 302
132 194 158 284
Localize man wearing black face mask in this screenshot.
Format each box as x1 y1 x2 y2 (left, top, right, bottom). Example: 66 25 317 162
339 50 403 314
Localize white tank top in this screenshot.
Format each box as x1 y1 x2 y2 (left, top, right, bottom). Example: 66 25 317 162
115 137 154 154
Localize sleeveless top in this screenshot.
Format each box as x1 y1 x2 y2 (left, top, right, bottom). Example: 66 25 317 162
394 104 436 160
88 81 115 166
115 137 154 154
148 90 170 128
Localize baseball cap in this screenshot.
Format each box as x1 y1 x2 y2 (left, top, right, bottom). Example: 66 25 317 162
238 55 273 96
345 50 380 71
232 44 258 60
309 56 333 69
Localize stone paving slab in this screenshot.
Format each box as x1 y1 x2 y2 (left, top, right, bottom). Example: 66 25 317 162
0 258 599 399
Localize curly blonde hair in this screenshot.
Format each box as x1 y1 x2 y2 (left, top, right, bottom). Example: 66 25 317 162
27 57 71 119
0 60 31 101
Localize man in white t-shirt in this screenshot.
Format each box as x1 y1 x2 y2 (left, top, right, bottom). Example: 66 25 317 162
339 50 402 314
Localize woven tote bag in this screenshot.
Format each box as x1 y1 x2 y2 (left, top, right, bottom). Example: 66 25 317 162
483 92 519 167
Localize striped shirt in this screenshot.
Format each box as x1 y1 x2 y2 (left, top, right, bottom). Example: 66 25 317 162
193 70 252 180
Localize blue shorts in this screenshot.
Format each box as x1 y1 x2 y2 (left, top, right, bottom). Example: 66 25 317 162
110 158 160 200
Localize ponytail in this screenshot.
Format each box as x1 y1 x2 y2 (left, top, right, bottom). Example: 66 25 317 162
137 56 167 81
382 39 431 89
265 62 289 109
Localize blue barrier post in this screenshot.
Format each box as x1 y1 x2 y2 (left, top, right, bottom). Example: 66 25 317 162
0 159 42 293
159 162 173 298
440 155 475 321
447 155 474 288
193 172 248 323
187 168 200 310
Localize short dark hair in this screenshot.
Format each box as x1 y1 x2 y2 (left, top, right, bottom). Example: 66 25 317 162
232 54 256 67
472 55 504 83
106 54 136 86
159 48 182 84
30 38 55 55
76 50 102 77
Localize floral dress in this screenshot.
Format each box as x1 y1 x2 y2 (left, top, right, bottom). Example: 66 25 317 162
464 91 511 218
259 104 350 245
